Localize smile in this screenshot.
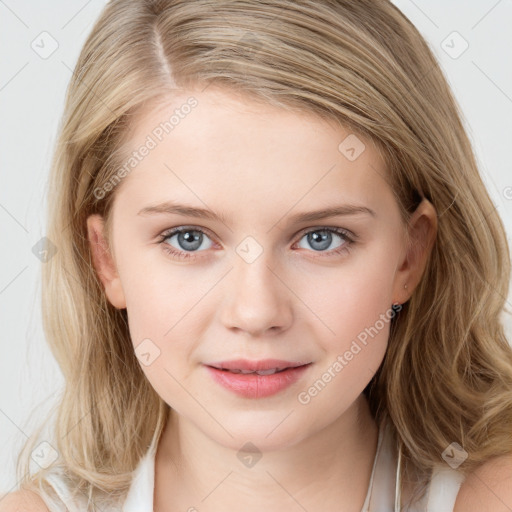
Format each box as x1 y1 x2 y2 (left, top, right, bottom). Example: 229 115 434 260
204 363 312 398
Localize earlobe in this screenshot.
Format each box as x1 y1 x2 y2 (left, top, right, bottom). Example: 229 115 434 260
86 214 127 309
392 198 438 304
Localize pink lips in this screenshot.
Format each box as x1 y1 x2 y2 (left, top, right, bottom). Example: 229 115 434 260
205 359 312 398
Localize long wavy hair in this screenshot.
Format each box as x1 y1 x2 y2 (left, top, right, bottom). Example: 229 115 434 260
10 0 512 509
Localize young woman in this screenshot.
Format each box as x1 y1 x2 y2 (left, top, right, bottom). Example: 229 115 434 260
2 1 512 510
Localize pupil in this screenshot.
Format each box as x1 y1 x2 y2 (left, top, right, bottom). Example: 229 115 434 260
309 230 331 251
179 230 202 250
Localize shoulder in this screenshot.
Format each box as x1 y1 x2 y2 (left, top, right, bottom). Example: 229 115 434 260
453 453 512 512
0 490 50 512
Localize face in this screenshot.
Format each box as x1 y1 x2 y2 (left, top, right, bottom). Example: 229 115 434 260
87 86 434 452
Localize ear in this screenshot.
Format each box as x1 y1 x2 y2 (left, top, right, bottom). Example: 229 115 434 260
392 198 438 304
86 214 126 309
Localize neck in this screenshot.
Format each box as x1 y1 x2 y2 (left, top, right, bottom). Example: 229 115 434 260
154 394 379 512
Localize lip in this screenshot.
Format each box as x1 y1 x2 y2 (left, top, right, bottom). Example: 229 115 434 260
207 358 310 372
205 360 312 399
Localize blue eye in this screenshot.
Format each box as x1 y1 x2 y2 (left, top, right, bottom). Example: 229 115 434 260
296 228 352 253
159 227 214 259
157 226 355 261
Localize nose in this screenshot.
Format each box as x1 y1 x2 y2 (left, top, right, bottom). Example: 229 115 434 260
218 251 293 337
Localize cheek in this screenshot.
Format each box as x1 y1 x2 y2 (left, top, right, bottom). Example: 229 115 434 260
123 280 199 355
292 247 399 346
293 267 395 418
288 245 399 406
117 256 217 382
115 244 201 336
121 273 201 411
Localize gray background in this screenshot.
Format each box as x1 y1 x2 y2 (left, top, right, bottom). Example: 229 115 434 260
1 0 511 493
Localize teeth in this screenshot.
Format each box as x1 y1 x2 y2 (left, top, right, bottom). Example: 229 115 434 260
255 368 279 375
225 368 284 375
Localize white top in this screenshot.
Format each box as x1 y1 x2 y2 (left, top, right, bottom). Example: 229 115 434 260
44 420 465 511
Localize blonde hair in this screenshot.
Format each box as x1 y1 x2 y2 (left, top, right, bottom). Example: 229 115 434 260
11 0 512 509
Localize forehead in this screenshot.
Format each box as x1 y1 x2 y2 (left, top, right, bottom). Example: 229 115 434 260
112 87 394 223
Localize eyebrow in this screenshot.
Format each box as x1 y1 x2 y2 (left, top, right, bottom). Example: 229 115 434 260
137 201 376 224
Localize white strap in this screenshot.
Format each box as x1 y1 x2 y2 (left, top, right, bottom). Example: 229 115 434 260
43 473 81 512
366 420 398 511
395 443 402 512
122 431 160 512
426 466 465 512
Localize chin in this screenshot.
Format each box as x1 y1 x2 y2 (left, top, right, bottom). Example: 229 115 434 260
202 411 312 453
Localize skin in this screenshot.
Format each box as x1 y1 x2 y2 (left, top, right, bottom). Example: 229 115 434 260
87 86 437 511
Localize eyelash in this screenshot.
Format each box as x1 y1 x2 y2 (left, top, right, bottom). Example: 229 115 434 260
157 225 355 261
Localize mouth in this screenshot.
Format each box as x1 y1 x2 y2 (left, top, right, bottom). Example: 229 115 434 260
205 361 313 399
209 366 304 375
206 358 311 374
